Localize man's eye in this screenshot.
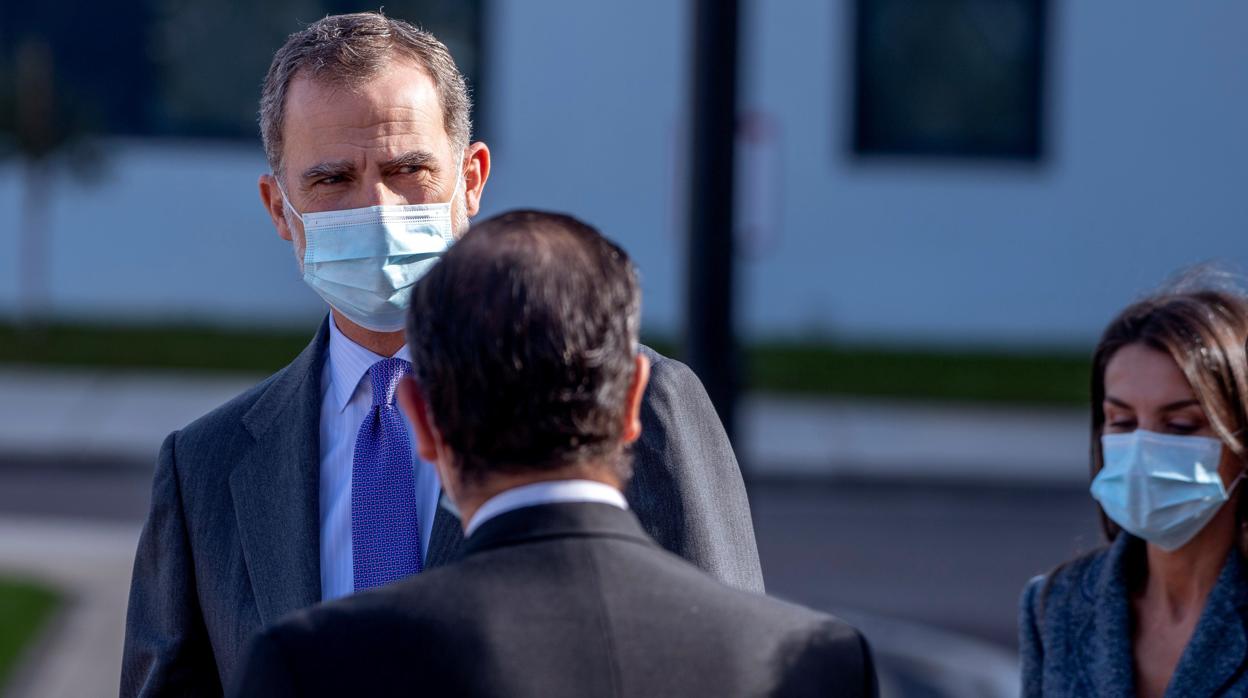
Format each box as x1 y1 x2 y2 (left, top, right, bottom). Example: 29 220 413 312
315 175 346 185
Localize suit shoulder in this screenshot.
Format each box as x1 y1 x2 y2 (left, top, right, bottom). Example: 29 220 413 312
267 573 459 657
636 345 718 424
646 553 855 639
628 554 873 694
635 345 718 443
181 373 281 439
266 589 396 646
164 366 299 490
736 595 873 695
734 586 860 638
639 344 700 391
1026 545 1110 619
295 568 459 626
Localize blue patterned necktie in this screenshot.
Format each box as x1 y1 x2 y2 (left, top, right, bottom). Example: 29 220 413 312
352 357 423 591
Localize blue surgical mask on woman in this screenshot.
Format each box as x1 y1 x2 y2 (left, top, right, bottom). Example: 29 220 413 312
1091 429 1245 551
277 162 463 332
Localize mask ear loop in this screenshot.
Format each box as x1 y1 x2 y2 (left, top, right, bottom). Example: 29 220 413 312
272 176 314 274
440 151 468 245
448 153 466 204
273 177 306 224
1230 467 1248 558
1228 470 1247 496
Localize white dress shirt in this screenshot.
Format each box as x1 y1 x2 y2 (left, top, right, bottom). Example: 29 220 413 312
464 479 629 538
319 318 441 601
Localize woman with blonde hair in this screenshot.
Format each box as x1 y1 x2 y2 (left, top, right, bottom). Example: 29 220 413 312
1020 286 1248 697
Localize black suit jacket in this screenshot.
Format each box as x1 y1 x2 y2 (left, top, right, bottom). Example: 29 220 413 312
122 319 764 696
230 502 875 698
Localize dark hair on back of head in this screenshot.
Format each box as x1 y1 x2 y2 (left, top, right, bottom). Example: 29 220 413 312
406 209 641 484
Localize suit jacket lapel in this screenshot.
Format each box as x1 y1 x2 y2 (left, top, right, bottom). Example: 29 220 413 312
1074 535 1137 698
229 319 329 624
425 492 466 569
1166 550 1248 697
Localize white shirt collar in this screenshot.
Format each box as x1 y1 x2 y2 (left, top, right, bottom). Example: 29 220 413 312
325 316 412 413
464 479 629 537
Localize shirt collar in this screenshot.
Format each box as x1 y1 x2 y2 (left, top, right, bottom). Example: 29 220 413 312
325 316 412 413
464 479 629 537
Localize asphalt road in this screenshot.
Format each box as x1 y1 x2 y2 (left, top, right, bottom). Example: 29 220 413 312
748 477 1102 649
0 460 1103 650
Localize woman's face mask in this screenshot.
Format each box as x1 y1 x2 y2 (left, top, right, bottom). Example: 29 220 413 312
1094 343 1243 551
1092 429 1242 551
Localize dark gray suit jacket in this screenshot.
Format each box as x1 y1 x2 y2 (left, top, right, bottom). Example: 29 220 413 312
121 319 763 696
229 502 874 698
1019 534 1248 697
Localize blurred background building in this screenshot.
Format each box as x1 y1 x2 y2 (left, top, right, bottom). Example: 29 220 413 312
0 1 1245 697
1 0 1243 344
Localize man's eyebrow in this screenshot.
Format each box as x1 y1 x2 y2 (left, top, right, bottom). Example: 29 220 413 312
301 160 356 181
382 150 438 171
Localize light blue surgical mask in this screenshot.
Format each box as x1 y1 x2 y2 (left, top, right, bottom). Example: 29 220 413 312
1091 429 1244 551
277 163 463 332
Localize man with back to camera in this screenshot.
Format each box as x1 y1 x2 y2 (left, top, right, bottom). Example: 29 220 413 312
121 12 763 695
228 210 878 698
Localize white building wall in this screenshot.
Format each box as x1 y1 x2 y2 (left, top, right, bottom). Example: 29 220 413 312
1 0 1245 346
0 142 322 328
483 0 1248 346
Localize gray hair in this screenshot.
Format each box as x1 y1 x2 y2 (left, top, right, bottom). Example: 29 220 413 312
259 12 472 177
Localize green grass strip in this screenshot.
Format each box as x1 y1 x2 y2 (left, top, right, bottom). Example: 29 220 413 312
0 322 1092 406
0 577 60 689
0 322 310 374
745 341 1091 406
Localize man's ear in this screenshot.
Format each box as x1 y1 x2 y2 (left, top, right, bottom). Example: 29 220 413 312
620 353 651 445
258 173 295 242
462 141 491 219
397 376 441 464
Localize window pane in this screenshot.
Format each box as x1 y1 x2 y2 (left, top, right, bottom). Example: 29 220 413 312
852 0 1047 160
0 1 484 142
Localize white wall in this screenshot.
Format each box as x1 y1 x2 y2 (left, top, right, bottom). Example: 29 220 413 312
0 142 325 328
2 0 1245 346
482 0 1248 346
479 0 693 335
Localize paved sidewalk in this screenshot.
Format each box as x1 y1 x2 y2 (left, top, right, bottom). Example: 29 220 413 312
0 517 140 698
0 366 260 467
0 512 1018 698
0 366 1049 697
741 395 1087 482
0 366 1091 483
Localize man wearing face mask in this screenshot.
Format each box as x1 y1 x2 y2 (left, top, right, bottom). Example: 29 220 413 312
121 13 763 697
229 209 876 698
